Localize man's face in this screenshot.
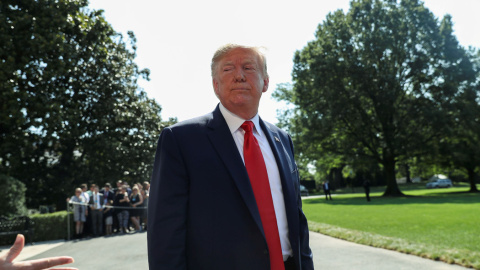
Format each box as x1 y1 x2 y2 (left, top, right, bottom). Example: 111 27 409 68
212 48 269 119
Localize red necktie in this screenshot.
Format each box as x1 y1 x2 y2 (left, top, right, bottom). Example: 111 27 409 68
241 121 284 270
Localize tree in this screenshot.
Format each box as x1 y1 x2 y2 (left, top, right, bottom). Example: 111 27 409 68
0 0 174 208
274 0 478 196
441 48 480 192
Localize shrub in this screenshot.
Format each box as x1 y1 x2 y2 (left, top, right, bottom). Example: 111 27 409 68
0 174 27 216
30 211 74 242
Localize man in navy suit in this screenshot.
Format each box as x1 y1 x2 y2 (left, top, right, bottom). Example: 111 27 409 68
88 186 104 237
147 44 314 270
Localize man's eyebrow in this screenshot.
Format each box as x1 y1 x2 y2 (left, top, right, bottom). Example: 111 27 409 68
220 61 235 68
220 60 257 69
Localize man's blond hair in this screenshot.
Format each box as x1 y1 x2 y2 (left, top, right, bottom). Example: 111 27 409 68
211 44 268 78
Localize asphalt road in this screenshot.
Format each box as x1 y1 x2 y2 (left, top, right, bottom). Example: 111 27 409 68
29 232 149 269
310 232 468 270
27 231 468 270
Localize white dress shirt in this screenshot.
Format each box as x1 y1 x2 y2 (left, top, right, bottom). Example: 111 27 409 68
219 103 293 260
81 191 90 205
92 192 101 209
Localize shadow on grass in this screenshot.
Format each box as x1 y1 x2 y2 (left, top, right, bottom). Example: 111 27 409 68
304 191 479 206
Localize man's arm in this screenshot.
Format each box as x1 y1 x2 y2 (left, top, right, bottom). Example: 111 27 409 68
298 200 314 270
288 135 314 270
88 195 94 210
148 127 189 270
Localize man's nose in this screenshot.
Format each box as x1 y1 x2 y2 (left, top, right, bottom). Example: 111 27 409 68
233 69 246 81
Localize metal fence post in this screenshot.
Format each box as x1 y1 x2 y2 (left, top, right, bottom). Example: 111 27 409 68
66 201 70 241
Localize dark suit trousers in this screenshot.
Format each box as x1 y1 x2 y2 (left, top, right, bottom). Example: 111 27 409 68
91 209 103 236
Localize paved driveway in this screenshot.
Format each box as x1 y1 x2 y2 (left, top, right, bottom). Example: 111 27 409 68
310 232 467 270
28 233 149 269
23 231 468 269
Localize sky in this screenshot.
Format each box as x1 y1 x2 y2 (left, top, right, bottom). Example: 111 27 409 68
87 0 480 124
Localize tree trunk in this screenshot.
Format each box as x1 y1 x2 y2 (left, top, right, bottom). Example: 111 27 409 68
405 163 411 183
331 167 344 190
382 156 404 196
467 168 479 193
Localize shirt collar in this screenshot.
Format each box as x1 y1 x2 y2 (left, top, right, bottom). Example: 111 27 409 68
218 103 264 137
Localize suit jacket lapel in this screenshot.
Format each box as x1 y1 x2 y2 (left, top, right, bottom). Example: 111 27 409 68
206 106 265 236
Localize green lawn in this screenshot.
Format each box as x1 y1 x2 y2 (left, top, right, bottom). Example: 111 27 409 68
303 185 480 269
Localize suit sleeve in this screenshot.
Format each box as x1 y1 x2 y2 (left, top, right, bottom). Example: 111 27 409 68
148 127 189 270
289 135 314 270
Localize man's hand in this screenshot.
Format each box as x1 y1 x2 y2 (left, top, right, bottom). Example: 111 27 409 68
0 234 76 270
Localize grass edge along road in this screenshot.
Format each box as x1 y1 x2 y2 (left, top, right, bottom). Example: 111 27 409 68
304 186 480 269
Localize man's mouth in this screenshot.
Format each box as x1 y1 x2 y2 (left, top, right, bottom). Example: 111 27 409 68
232 87 249 91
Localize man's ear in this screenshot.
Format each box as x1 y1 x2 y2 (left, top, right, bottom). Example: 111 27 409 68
213 78 220 97
262 77 269 93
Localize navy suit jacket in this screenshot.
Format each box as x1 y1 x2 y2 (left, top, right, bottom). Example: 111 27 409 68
147 105 314 270
88 193 104 208
100 189 115 202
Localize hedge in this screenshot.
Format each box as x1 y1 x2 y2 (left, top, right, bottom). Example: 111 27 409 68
0 211 75 246
30 211 74 242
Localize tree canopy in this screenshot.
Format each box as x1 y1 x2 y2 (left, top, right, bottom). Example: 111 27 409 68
274 0 480 195
0 0 175 209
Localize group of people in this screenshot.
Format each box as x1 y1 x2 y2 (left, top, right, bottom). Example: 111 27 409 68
68 180 150 239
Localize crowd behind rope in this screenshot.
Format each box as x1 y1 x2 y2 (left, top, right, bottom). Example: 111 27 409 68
67 180 150 239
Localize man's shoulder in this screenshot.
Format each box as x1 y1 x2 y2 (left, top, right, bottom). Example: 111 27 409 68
164 110 221 135
260 119 290 138
170 113 212 129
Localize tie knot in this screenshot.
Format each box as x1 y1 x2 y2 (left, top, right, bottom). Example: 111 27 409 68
241 121 254 133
